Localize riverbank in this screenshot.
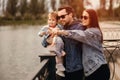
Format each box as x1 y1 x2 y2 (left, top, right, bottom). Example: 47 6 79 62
0 19 46 26
0 19 120 26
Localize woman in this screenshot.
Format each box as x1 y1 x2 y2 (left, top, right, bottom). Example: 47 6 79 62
52 9 110 80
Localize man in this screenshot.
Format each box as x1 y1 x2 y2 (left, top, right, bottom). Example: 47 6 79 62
56 5 84 80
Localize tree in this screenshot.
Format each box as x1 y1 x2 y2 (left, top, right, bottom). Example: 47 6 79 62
51 0 56 10
98 0 108 17
100 0 106 10
29 0 39 15
68 0 84 18
108 0 113 16
38 0 45 14
19 0 27 16
6 0 18 16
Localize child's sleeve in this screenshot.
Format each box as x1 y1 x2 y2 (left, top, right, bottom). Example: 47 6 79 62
38 26 49 37
41 35 50 47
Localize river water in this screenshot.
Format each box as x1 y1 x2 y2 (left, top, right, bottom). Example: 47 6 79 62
0 25 49 80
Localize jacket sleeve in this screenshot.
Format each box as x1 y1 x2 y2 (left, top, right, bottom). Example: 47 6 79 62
38 26 49 37
38 26 50 47
41 35 50 47
67 30 91 44
66 29 102 50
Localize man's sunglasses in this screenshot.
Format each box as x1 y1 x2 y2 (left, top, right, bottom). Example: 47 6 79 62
57 14 68 20
81 16 89 20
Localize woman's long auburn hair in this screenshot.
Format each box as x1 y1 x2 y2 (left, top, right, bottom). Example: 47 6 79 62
85 9 103 43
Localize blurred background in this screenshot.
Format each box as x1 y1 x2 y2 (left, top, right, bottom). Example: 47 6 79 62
0 0 120 80
0 0 120 25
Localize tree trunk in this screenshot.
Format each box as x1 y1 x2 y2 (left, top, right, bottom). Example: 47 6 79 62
108 0 113 16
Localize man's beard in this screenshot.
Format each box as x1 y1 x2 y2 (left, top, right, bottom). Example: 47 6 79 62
63 22 70 29
59 20 70 29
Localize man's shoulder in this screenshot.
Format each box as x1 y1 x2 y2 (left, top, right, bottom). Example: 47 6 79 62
71 20 84 30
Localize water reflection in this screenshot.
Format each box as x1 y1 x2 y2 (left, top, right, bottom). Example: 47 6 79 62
0 25 48 80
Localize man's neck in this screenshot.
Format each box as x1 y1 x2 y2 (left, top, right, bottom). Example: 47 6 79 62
68 18 74 25
64 19 74 29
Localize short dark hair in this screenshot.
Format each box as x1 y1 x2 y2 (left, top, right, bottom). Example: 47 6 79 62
58 5 74 16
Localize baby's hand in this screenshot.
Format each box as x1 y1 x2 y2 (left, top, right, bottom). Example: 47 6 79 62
47 27 59 35
52 28 60 35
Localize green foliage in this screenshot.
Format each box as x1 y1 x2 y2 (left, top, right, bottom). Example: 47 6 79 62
29 0 39 15
114 6 120 20
97 5 120 21
6 0 18 16
23 13 35 20
2 0 119 25
37 0 45 14
97 9 109 18
19 0 28 15
67 0 84 18
0 18 47 26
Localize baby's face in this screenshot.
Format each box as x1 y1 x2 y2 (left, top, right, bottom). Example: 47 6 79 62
48 16 57 28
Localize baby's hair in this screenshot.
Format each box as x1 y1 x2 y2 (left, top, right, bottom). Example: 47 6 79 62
48 11 58 20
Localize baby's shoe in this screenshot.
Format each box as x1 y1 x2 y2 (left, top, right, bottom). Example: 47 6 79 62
56 64 65 71
56 70 65 77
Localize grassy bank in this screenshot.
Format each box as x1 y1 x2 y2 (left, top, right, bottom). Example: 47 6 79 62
0 19 47 26
0 18 119 26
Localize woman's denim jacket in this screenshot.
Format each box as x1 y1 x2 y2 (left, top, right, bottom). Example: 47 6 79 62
66 28 107 76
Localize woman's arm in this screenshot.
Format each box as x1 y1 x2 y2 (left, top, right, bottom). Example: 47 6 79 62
55 28 102 48
58 30 89 44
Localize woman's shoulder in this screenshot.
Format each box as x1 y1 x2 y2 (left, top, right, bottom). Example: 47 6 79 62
86 28 101 36
70 21 84 30
87 28 100 33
